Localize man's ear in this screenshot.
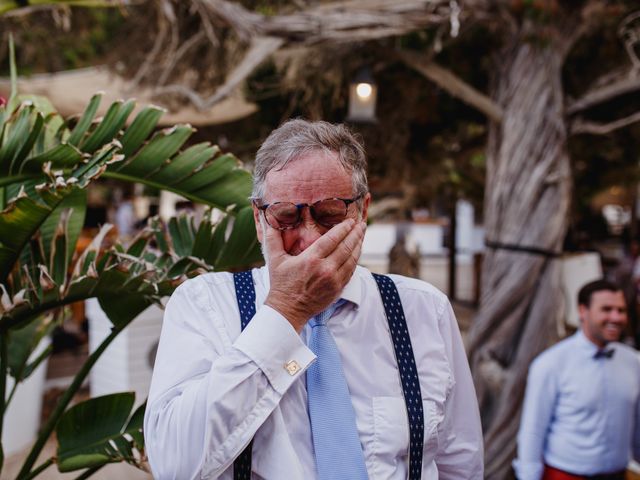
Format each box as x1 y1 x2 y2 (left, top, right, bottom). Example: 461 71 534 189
361 192 371 223
252 204 264 244
577 304 587 324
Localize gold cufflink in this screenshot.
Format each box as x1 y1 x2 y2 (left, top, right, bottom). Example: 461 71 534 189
284 360 300 376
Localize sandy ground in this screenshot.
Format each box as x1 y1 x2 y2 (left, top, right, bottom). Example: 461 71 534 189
2 444 152 480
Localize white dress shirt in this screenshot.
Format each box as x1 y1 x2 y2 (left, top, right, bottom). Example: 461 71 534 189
513 330 640 479
144 265 484 479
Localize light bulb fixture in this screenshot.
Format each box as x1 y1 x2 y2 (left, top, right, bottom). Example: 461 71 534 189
356 82 373 100
347 67 377 123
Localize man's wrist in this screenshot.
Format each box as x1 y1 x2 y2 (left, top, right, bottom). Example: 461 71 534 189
264 294 309 332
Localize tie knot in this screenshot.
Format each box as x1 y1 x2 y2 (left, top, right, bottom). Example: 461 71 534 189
594 348 615 359
310 299 345 328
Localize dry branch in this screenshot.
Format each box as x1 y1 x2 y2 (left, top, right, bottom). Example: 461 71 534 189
397 49 503 122
154 36 284 110
131 0 488 110
571 110 640 135
157 31 206 86
567 72 640 114
197 0 459 43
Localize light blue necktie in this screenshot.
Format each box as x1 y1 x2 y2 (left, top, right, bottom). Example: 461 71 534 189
306 300 369 480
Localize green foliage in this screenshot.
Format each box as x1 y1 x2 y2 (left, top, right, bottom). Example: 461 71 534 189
56 393 145 473
0 54 261 479
0 3 127 75
6 314 55 386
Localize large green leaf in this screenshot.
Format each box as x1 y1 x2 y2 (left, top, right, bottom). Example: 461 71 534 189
119 105 165 157
0 191 55 282
7 314 54 383
0 103 36 174
80 99 135 153
214 206 263 270
0 91 260 332
0 164 108 284
40 188 87 270
167 214 195 258
56 392 145 472
98 294 154 330
105 126 252 211
20 143 83 174
67 92 102 147
192 214 229 266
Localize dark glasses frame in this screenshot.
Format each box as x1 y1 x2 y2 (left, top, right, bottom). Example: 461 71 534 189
253 194 363 231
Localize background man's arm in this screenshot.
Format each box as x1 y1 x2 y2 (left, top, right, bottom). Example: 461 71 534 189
513 355 558 480
634 357 640 463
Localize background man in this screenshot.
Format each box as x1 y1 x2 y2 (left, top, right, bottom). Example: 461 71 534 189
144 119 483 479
514 279 640 480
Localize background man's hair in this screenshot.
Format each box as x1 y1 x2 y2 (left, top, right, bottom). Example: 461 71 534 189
578 279 621 307
252 118 368 200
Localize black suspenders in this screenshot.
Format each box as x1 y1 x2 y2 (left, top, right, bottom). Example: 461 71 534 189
232 271 424 479
372 273 424 479
232 270 256 480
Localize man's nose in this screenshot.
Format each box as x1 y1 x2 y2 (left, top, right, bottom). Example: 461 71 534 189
611 309 628 323
295 208 323 251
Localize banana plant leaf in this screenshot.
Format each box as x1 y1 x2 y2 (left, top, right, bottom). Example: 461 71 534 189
56 392 145 473
1 205 262 332
6 313 55 383
0 94 259 288
0 93 258 287
0 142 119 283
0 43 268 479
213 206 263 270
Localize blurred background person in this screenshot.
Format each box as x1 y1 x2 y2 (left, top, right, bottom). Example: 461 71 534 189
514 279 640 480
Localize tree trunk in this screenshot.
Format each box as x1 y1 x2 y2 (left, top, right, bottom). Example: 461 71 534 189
466 34 572 479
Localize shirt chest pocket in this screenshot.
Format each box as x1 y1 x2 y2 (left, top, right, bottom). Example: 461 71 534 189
369 396 442 479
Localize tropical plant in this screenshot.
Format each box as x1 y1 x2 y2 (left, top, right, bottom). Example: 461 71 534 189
0 43 262 478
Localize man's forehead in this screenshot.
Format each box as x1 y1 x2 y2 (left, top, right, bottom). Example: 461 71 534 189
270 150 343 173
590 289 626 306
264 152 351 190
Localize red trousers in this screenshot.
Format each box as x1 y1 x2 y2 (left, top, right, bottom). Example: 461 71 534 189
543 465 626 480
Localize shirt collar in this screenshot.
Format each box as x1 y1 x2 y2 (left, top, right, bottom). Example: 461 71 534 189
574 328 616 357
339 265 363 307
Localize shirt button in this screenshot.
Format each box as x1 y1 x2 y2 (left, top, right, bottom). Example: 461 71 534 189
284 360 301 376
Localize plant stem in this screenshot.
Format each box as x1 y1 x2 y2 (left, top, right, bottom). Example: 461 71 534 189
22 457 54 480
74 464 104 480
0 330 7 474
16 327 122 478
5 380 17 412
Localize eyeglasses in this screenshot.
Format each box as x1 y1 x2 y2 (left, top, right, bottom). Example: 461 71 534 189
254 195 362 231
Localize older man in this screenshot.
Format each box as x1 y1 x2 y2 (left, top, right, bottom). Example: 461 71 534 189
514 279 640 480
144 119 483 479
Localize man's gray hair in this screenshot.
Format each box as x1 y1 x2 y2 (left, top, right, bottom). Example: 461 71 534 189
252 119 368 200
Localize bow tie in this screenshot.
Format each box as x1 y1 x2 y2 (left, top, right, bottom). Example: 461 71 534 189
594 348 615 359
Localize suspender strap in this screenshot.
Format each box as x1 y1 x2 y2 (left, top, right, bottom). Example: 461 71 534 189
233 271 256 480
373 273 424 480
231 271 424 479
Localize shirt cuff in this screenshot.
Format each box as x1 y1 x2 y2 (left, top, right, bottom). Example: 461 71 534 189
234 305 316 394
512 458 543 480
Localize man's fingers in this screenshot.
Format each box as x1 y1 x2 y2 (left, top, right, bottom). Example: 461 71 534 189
327 221 365 264
263 221 285 261
306 219 355 258
336 223 365 276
